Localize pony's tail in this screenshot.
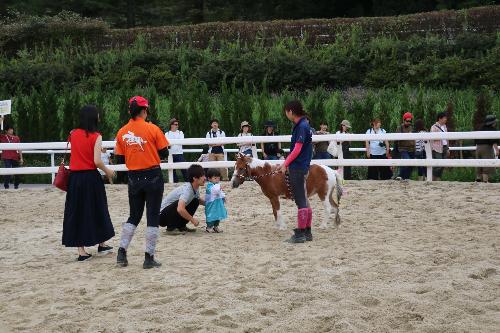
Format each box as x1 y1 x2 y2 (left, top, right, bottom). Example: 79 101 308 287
329 170 343 227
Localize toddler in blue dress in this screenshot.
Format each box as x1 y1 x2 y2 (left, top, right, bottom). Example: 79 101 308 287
205 168 228 233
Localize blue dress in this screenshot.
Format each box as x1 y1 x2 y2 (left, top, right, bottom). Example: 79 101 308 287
205 182 228 223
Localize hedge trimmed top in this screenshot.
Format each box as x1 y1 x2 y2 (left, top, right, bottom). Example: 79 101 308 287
0 6 499 53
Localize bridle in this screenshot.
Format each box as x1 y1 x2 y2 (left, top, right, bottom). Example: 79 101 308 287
235 162 282 181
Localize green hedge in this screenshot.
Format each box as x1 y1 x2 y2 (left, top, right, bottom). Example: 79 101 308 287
1 6 499 53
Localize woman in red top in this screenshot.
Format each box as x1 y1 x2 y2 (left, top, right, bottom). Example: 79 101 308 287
62 105 116 261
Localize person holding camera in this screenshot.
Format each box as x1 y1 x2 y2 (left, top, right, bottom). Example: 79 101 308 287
365 118 392 180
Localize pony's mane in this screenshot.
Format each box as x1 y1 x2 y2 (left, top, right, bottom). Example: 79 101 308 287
248 157 272 170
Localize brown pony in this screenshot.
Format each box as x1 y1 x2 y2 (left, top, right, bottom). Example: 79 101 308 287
231 153 343 229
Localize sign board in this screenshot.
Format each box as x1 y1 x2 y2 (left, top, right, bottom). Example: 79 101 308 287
0 100 11 115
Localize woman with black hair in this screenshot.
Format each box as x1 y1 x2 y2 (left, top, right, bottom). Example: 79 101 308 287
114 96 169 269
279 100 314 243
62 105 115 261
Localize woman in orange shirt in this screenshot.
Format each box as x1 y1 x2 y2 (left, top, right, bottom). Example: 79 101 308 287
62 105 115 261
114 96 169 269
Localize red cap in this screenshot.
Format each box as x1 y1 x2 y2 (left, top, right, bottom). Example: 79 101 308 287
403 112 413 120
129 96 149 108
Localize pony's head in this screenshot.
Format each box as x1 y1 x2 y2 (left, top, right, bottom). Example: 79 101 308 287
231 153 252 188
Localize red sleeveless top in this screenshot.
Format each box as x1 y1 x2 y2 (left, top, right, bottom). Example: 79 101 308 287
69 129 100 171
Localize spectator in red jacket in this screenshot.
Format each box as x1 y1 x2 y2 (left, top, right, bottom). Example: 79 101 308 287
0 119 23 189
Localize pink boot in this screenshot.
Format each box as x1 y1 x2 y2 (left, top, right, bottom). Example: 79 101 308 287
305 208 313 241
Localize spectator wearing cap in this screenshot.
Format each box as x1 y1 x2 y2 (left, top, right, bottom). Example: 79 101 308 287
114 96 170 269
475 115 499 183
166 118 187 183
313 121 331 160
261 120 282 160
336 120 352 180
205 119 228 181
0 119 23 189
431 112 449 181
395 112 416 180
237 121 254 156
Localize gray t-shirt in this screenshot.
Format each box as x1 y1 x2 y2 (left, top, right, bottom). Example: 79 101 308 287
160 183 200 211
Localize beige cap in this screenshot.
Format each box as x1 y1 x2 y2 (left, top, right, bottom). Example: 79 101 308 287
341 120 351 128
240 121 251 129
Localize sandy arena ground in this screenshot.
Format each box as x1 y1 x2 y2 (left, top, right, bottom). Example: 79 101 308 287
0 180 499 333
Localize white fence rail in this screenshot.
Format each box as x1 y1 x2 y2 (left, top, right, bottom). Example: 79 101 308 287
1 131 499 183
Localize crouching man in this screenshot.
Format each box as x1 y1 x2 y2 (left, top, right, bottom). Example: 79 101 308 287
159 164 206 234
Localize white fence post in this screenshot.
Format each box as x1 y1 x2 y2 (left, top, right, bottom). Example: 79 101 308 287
425 141 433 181
50 151 55 183
168 154 174 184
337 143 344 177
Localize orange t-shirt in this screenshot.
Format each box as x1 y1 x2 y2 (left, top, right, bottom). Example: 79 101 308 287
115 118 169 171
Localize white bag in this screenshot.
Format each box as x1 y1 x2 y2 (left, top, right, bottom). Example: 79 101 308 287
327 140 339 157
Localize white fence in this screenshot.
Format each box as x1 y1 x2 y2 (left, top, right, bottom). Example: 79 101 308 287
1 131 499 183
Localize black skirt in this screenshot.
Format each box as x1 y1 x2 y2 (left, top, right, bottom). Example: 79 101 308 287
62 170 115 247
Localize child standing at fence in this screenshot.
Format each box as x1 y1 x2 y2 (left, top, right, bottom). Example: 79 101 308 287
205 168 227 233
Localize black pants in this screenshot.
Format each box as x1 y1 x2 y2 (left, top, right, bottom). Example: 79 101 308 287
367 155 392 180
288 168 309 209
172 154 188 183
127 168 164 227
3 159 20 188
159 199 199 230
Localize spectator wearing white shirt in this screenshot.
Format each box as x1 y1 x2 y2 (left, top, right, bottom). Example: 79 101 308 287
365 118 392 180
206 119 228 180
166 118 187 183
237 121 254 156
99 147 113 180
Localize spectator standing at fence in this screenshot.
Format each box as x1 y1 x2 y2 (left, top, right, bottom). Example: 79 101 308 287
159 164 205 234
62 105 115 261
206 119 228 180
414 119 428 181
395 112 416 180
431 112 449 181
99 147 113 182
313 121 331 160
365 118 392 180
336 120 352 180
115 96 169 269
237 121 254 156
475 115 499 183
166 118 188 183
0 121 23 189
261 120 282 160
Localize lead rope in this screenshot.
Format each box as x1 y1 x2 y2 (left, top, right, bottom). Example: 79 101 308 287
284 171 294 200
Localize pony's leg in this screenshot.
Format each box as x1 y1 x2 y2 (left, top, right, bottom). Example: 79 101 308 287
320 198 332 229
270 196 286 230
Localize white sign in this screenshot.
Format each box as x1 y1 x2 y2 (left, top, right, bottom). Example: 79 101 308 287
0 100 11 115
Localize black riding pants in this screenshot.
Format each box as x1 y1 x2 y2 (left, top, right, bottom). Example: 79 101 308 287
127 168 164 227
288 168 309 209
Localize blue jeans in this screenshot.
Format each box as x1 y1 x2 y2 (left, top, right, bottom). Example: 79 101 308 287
241 149 252 156
264 155 279 160
399 151 415 180
415 151 426 176
313 152 331 159
3 159 20 188
172 154 188 183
